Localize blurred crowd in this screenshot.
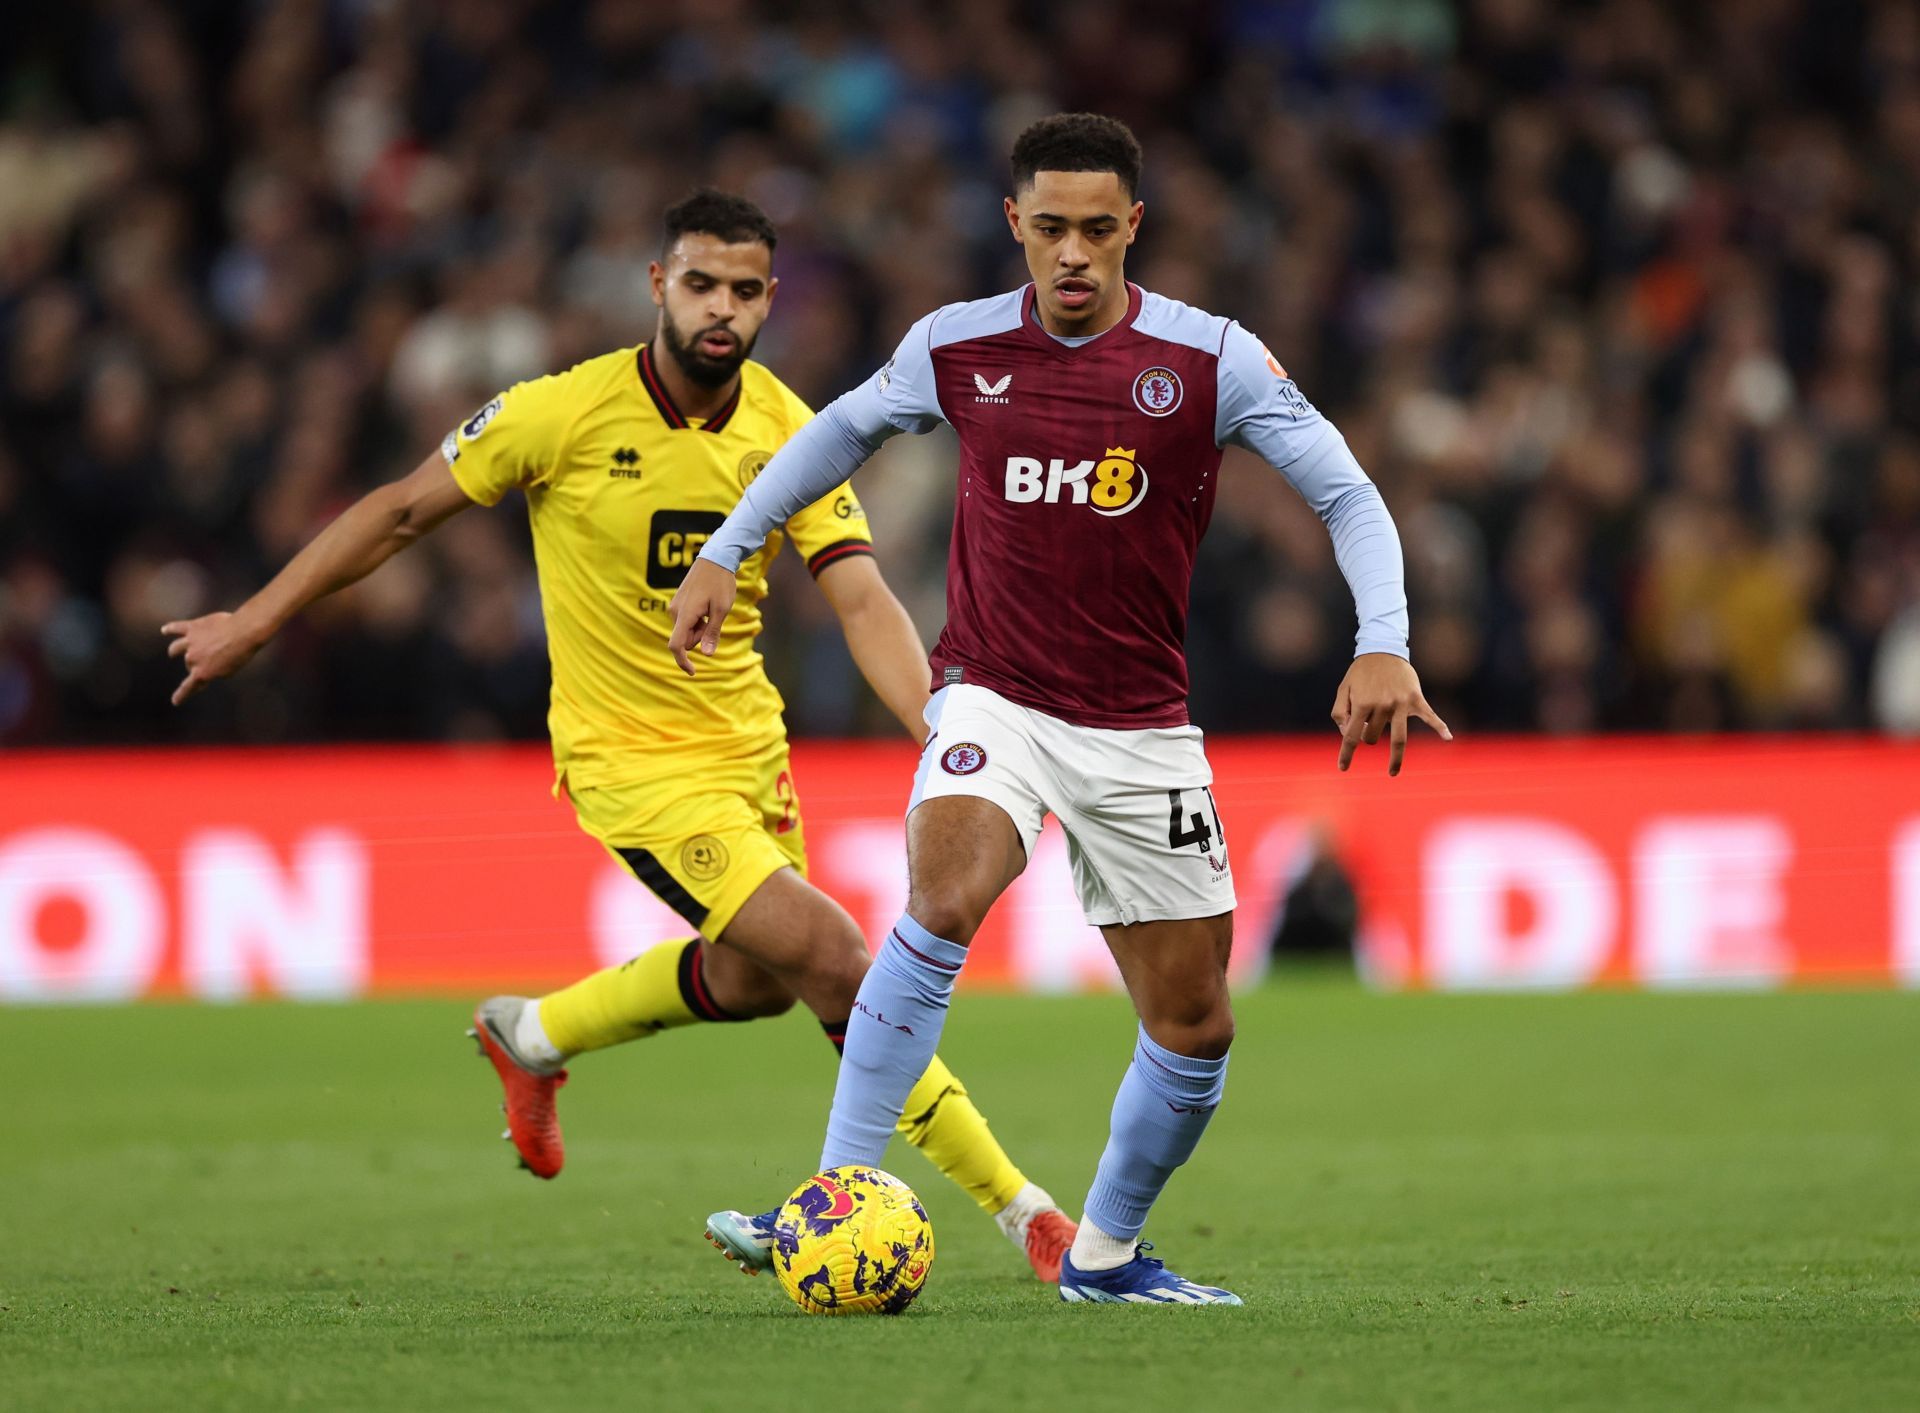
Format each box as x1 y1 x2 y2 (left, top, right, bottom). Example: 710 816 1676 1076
4 0 1920 746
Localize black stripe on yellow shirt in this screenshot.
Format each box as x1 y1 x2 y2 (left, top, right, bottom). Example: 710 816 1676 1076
805 538 875 577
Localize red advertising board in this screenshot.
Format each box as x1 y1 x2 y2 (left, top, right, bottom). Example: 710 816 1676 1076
1 739 1915 1000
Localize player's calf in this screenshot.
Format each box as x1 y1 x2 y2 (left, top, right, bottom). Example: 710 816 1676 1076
695 938 800 1019
714 867 871 1025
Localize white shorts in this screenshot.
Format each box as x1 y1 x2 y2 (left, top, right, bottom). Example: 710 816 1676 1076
908 684 1236 928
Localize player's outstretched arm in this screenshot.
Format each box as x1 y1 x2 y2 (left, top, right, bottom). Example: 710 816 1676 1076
669 402 880 678
815 555 933 744
672 314 948 678
163 452 473 705
1215 323 1453 773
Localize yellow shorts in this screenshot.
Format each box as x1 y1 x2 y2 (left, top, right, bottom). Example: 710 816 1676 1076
566 742 807 941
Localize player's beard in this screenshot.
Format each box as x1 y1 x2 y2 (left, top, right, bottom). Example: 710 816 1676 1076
659 309 756 389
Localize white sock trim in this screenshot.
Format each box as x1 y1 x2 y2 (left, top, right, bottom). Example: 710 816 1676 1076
1069 1214 1137 1272
992 1182 1056 1244
515 998 567 1069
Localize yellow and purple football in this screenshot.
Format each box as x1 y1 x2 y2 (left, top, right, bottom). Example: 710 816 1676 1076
771 1166 935 1315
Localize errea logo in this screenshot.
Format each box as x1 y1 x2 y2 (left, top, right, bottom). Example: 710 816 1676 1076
1003 448 1148 516
973 372 1011 404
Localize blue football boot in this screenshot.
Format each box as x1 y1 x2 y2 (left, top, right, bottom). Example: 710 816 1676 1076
1057 1243 1243 1305
704 1208 779 1276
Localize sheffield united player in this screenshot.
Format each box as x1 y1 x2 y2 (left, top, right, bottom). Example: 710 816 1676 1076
670 116 1450 1305
163 190 1076 1284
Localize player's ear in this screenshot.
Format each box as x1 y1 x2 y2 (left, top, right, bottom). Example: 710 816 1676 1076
1004 195 1024 244
763 274 778 312
648 260 666 307
1126 200 1143 245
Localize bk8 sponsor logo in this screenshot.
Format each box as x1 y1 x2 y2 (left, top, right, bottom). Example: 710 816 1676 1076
1002 448 1147 516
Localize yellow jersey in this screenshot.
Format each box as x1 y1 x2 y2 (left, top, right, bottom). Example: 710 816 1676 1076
442 344 873 790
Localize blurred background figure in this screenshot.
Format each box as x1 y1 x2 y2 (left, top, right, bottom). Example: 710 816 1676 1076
4 0 1920 748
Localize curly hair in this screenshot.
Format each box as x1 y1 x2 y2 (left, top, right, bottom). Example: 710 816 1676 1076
1010 113 1144 197
661 188 778 254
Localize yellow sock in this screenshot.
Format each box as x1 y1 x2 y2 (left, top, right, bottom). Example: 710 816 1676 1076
543 947 1028 1215
537 937 711 1055
896 1054 1029 1216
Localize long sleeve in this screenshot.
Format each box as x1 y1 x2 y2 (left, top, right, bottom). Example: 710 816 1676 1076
699 310 950 573
699 391 889 572
1215 325 1410 659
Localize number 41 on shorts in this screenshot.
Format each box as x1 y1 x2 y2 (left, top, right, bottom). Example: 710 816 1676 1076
1167 787 1223 854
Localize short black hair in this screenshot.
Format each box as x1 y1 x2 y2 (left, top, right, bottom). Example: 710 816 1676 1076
661 189 778 256
1010 113 1143 198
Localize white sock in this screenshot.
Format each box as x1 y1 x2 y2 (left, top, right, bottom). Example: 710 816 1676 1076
992 1181 1057 1245
514 998 567 1069
1068 1214 1137 1272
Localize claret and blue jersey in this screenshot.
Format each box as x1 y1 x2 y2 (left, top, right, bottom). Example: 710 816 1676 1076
694 282 1398 1309
700 281 1410 730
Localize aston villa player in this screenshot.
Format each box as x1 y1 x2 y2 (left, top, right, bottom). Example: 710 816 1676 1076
672 115 1451 1305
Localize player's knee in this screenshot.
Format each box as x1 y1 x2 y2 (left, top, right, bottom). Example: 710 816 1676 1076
901 887 988 947
1158 1019 1233 1061
1186 1011 1235 1060
798 920 873 1012
1146 1002 1234 1061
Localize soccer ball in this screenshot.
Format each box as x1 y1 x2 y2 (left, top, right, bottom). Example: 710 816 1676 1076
771 1166 935 1315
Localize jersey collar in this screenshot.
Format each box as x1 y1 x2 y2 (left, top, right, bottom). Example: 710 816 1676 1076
1017 281 1143 355
636 344 743 433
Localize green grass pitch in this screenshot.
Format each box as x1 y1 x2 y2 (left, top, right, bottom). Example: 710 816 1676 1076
3 975 1916 1410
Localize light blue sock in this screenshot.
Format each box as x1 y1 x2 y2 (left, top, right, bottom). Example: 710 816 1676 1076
819 915 967 1169
1082 1025 1229 1242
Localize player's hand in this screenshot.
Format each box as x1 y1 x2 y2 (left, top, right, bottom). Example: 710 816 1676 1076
162 611 267 706
668 559 739 676
1331 653 1452 777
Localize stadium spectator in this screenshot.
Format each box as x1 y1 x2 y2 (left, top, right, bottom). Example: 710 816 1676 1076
3 0 1919 744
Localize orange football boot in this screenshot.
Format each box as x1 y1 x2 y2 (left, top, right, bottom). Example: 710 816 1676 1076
1024 1208 1078 1283
468 997 568 1179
